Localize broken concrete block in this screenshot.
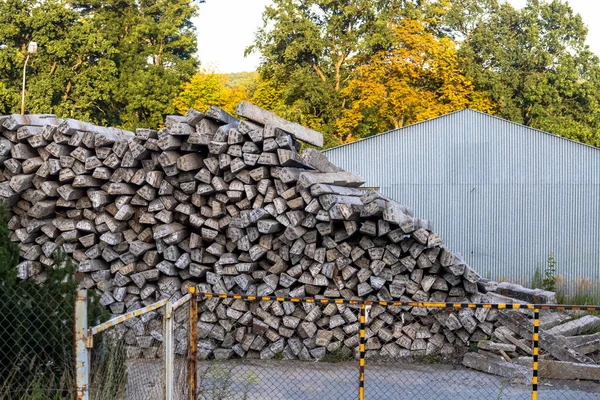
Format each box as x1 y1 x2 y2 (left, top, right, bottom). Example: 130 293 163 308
462 353 529 384
515 357 600 382
547 315 600 337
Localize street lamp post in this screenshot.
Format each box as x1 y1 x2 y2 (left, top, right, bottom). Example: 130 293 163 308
21 41 38 115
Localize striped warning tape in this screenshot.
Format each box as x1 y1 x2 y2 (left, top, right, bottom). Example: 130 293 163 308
358 304 366 400
197 291 600 311
364 301 533 309
197 292 536 310
534 304 600 311
532 308 540 400
172 293 192 311
91 299 168 336
199 292 362 305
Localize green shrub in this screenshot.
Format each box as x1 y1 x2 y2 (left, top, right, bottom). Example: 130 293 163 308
322 347 354 363
532 253 557 293
542 253 557 292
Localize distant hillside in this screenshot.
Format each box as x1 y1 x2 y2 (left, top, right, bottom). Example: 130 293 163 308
225 71 258 95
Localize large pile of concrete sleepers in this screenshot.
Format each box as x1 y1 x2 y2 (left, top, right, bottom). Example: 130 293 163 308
0 102 597 381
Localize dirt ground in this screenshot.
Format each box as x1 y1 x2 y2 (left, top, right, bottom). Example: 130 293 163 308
124 358 600 400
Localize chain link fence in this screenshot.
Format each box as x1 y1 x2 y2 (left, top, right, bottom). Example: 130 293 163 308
2 283 599 399
87 293 194 400
0 282 77 399
184 295 600 400
189 295 360 400
363 306 534 400
535 308 600 400
89 300 167 400
89 326 129 400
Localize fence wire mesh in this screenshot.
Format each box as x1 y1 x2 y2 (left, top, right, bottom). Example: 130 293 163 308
173 299 191 400
364 305 534 400
90 304 166 400
535 308 600 400
3 279 600 400
190 295 360 400
0 283 76 399
182 294 600 400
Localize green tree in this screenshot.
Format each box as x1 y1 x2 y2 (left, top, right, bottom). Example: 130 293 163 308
0 203 19 278
0 0 89 116
442 0 600 145
249 0 409 145
0 0 198 129
226 71 259 94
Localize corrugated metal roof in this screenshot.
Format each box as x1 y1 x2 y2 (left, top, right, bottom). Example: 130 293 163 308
325 109 600 153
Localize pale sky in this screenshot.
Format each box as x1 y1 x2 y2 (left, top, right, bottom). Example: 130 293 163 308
194 0 600 73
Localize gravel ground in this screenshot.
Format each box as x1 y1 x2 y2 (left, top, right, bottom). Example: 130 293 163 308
124 359 600 400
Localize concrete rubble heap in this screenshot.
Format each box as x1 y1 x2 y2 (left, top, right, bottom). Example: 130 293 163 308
0 103 598 381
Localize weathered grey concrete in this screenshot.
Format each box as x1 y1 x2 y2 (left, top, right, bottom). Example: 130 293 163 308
540 312 574 330
547 315 600 337
461 353 529 383
515 357 600 382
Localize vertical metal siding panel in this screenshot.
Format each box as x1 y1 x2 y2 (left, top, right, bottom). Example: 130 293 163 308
323 111 600 299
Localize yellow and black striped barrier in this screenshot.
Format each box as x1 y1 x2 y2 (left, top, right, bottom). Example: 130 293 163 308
198 291 600 311
90 298 168 336
532 308 540 400
200 292 362 305
197 292 538 310
359 304 366 400
194 289 600 400
535 304 600 311
364 301 533 309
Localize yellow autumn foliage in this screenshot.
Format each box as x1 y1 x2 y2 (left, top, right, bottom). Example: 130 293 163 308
338 19 493 143
174 70 249 116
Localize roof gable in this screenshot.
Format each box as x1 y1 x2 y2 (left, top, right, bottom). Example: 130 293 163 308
324 109 600 153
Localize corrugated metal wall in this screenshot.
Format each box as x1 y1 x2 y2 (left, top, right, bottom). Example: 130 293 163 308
324 109 600 299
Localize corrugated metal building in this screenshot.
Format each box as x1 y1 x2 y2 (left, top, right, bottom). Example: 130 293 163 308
323 109 600 297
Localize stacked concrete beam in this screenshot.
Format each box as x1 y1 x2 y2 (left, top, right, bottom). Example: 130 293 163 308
0 103 596 369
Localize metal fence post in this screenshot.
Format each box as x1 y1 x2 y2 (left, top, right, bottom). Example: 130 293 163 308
359 303 366 400
188 287 198 400
75 288 89 400
165 300 174 400
532 308 540 400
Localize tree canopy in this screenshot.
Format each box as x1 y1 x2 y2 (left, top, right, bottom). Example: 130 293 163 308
440 0 600 145
248 0 403 145
246 0 600 148
174 70 250 116
0 0 198 129
2 0 600 148
338 19 493 142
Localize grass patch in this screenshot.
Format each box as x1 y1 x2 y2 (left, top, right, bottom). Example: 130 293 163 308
467 342 479 353
555 276 600 306
322 347 354 363
0 361 74 400
89 337 127 400
497 379 509 399
529 252 600 306
414 354 441 364
589 324 600 335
